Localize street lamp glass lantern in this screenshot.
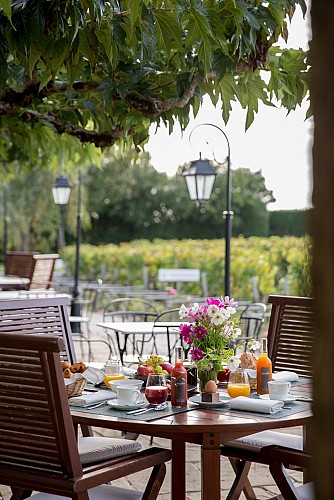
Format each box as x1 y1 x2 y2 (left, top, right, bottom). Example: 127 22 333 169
183 158 217 201
52 176 72 206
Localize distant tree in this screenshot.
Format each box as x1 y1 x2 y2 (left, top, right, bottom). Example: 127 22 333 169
269 209 311 236
85 151 275 242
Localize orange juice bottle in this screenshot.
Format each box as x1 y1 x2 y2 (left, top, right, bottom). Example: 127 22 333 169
256 338 272 395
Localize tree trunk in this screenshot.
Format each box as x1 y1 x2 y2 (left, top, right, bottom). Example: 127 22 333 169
310 1 334 497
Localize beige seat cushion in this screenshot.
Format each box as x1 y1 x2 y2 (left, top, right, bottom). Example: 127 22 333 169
78 436 142 464
31 484 143 499
224 430 303 453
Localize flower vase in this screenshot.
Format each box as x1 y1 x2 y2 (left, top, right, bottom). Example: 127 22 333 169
198 367 218 392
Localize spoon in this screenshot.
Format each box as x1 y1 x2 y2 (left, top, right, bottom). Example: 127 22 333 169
127 401 168 415
84 401 107 409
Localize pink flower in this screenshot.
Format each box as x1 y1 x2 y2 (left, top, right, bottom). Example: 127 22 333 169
179 324 194 345
221 296 238 308
206 297 221 307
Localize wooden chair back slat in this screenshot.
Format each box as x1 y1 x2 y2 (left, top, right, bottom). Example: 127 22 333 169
267 295 315 377
29 254 59 290
5 252 36 279
0 333 82 478
0 298 75 364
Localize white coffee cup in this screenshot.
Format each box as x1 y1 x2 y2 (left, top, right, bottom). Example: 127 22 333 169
116 386 141 405
268 380 291 400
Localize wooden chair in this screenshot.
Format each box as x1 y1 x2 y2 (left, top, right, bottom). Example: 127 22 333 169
221 295 315 500
0 332 172 500
28 253 59 290
0 296 75 364
0 297 111 436
5 251 35 280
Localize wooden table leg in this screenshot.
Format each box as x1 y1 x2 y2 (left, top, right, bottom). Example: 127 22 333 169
201 432 221 500
171 439 186 500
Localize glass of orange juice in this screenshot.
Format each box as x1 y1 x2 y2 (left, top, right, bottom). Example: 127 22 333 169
227 368 250 398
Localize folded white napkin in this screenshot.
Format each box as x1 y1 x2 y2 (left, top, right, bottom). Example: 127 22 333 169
272 371 299 382
229 396 284 414
82 367 105 385
69 390 116 407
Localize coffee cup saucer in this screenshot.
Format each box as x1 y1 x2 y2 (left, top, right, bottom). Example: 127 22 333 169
259 393 297 404
107 399 147 411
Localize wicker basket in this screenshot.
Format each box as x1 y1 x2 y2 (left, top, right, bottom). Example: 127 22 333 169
66 377 87 399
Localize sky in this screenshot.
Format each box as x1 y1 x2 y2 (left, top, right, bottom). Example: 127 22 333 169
146 8 312 211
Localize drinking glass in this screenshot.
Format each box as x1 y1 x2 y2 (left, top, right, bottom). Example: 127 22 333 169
227 368 251 398
145 373 168 406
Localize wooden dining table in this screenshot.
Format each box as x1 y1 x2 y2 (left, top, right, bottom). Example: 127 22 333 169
71 385 313 500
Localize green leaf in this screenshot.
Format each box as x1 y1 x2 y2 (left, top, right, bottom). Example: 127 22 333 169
128 0 143 38
218 74 239 124
0 0 12 23
152 10 182 52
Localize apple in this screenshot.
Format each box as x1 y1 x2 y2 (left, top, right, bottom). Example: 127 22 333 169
160 362 173 375
136 364 154 376
217 368 230 383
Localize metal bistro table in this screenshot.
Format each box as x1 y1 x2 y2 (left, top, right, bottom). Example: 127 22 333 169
71 397 312 500
97 321 182 363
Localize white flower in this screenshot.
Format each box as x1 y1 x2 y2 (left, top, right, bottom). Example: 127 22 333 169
211 308 230 325
228 355 241 372
207 304 220 317
179 304 188 319
232 327 242 340
226 306 236 315
235 344 244 355
191 302 200 315
247 339 261 351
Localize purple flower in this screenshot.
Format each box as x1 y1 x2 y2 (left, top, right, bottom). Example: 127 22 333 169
179 323 194 345
194 325 207 339
189 348 204 361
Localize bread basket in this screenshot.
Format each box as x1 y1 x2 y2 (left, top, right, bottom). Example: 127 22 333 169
66 376 87 399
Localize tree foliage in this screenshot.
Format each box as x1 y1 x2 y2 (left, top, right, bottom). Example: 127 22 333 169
0 0 308 168
85 150 275 243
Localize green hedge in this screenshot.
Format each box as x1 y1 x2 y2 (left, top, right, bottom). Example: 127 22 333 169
60 236 312 301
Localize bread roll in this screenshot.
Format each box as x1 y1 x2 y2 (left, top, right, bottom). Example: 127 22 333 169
63 368 72 378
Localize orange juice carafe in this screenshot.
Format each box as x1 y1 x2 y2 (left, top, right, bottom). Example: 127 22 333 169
103 359 125 387
227 368 251 398
171 346 188 407
256 338 272 395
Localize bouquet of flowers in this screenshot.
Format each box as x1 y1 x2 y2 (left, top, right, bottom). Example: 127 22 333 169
179 296 241 390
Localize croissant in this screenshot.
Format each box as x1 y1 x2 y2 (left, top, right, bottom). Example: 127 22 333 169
239 352 257 370
70 361 87 374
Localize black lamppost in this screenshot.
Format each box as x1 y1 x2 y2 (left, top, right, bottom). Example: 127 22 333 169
52 173 82 330
3 185 9 266
183 123 233 297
